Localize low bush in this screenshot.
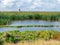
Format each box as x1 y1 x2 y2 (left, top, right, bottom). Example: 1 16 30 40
0 30 59 44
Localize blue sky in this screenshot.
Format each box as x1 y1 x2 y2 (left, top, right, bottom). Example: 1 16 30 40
0 0 60 11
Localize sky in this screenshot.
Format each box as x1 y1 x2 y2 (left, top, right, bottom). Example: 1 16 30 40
0 0 60 11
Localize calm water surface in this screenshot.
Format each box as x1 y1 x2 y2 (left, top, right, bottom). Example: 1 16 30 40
0 20 60 32
10 20 60 26
0 27 60 32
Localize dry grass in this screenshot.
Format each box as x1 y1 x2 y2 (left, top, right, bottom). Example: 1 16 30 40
4 39 60 45
0 12 60 16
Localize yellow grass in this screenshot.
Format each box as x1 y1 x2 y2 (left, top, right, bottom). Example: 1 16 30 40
0 12 60 16
4 39 60 45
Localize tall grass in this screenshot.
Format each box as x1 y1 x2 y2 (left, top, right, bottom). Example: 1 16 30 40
0 12 60 21
0 19 11 25
0 12 60 25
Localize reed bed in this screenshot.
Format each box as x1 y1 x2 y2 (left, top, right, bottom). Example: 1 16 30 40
0 12 60 25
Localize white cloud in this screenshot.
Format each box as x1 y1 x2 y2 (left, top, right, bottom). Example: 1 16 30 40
24 0 32 3
16 1 23 8
0 0 60 11
32 0 42 5
57 0 60 3
1 0 15 8
43 3 56 8
25 0 32 3
29 0 42 10
29 0 58 10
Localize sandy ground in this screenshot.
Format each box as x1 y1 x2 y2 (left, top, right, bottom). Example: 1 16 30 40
4 39 60 45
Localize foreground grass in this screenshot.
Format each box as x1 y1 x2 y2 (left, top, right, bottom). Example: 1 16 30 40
0 30 60 45
4 39 60 45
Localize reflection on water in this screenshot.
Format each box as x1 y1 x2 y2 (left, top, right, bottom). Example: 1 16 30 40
0 27 60 32
1 20 60 32
10 20 60 26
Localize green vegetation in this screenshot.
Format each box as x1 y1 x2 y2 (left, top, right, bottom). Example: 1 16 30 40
0 19 11 25
0 12 60 45
0 12 60 20
0 12 60 25
0 24 58 28
0 30 60 45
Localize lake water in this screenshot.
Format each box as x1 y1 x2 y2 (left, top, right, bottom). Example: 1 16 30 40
0 20 60 32
10 20 60 26
0 27 60 32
